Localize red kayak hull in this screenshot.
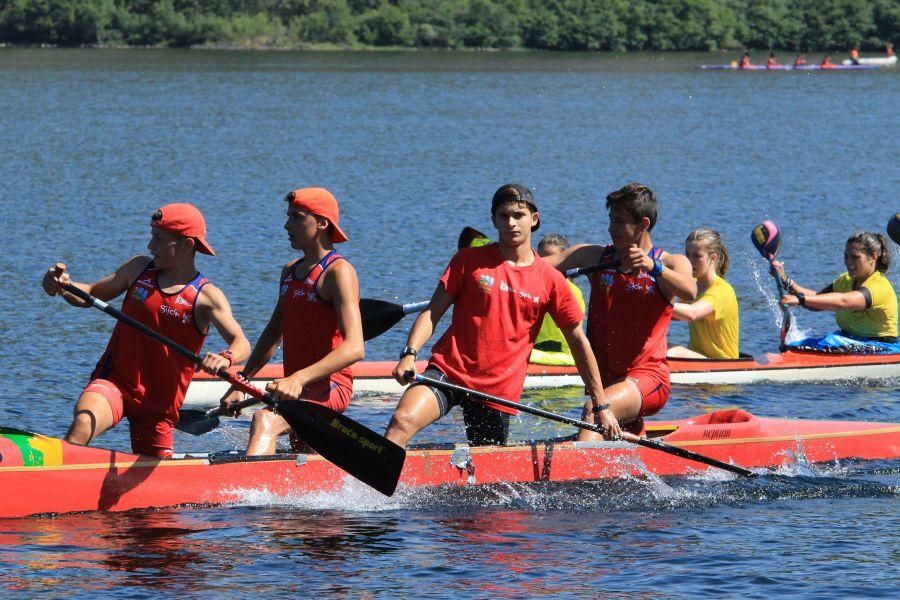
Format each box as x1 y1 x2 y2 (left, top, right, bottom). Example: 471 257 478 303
2 410 899 518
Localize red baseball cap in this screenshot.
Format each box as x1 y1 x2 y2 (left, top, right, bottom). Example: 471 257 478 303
152 203 215 256
285 187 348 243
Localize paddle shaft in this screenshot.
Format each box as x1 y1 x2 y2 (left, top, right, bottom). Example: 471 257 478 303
411 373 755 477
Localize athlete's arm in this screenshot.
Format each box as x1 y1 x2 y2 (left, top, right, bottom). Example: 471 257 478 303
195 283 251 375
219 268 287 414
672 300 714 322
657 252 697 302
561 324 621 439
545 243 606 274
267 261 365 403
782 289 869 312
42 256 150 307
391 283 454 384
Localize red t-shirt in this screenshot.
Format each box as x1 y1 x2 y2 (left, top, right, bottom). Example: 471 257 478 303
429 243 583 413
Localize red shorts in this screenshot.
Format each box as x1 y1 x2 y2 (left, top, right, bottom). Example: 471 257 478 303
83 379 175 458
302 379 352 413
626 366 670 418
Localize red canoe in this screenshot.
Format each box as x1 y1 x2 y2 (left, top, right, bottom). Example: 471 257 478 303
186 351 900 406
3 409 899 518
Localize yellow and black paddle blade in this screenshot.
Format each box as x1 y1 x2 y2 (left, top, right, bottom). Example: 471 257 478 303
276 400 406 496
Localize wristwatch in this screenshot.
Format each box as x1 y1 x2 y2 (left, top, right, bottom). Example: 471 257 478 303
399 346 418 359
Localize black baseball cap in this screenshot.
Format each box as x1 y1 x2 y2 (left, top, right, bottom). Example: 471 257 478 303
491 183 540 232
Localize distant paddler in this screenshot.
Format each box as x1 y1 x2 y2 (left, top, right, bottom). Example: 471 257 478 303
546 183 697 438
386 184 613 446
849 47 861 65
773 231 897 341
766 52 779 68
739 52 752 69
218 188 364 456
42 203 250 457
668 228 740 359
529 233 586 366
820 55 836 69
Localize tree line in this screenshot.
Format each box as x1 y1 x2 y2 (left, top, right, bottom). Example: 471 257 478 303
1 0 897 51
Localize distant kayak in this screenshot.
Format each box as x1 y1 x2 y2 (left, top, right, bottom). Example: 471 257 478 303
699 64 880 71
841 55 897 67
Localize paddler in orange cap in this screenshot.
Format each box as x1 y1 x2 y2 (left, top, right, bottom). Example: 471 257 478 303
218 187 364 456
545 183 697 439
385 183 612 447
42 203 250 457
849 47 861 65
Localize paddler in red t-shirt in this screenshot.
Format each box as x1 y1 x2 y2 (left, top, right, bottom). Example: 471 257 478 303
42 204 250 457
385 184 612 447
820 55 836 68
739 52 752 68
545 183 697 439
219 188 364 456
766 52 779 68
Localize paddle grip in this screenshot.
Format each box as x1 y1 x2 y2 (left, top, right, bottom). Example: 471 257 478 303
565 260 616 279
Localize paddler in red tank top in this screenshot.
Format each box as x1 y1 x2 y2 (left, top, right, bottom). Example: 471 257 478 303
42 203 250 457
219 187 364 456
546 183 696 439
385 184 612 448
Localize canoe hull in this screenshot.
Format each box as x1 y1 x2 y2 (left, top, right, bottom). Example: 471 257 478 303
186 350 900 403
3 410 900 518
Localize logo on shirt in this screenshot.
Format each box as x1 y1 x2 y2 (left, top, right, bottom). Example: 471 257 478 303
160 304 191 325
599 273 614 288
131 286 149 302
478 274 495 294
499 280 540 304
280 283 289 297
136 277 154 288
175 295 192 307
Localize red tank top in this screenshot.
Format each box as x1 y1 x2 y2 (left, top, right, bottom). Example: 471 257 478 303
92 262 208 418
280 251 352 394
586 246 672 380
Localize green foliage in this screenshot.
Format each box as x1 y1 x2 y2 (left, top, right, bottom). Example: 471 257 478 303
0 0 897 51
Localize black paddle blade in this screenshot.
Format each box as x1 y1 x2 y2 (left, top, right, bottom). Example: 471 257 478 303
751 221 781 260
276 400 406 496
889 213 900 245
359 298 406 341
457 226 490 250
175 409 221 436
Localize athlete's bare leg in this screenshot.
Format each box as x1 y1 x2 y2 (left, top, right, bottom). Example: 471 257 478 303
577 378 642 442
65 391 115 446
666 345 708 359
246 409 292 456
385 385 443 448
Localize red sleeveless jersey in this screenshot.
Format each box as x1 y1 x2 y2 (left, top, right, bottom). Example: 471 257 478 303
280 251 353 394
92 262 208 418
586 246 672 380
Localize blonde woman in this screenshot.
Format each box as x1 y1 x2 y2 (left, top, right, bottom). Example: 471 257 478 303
668 228 740 359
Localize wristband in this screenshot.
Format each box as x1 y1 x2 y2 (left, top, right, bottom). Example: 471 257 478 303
591 403 611 414
218 349 234 368
649 258 663 278
796 292 806 307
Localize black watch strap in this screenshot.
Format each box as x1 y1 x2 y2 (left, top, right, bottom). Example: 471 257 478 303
400 346 418 359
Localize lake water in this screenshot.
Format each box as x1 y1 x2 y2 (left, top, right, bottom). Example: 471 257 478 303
0 49 898 597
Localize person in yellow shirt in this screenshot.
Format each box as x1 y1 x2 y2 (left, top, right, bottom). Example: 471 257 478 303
668 228 740 359
774 232 897 340
530 234 586 366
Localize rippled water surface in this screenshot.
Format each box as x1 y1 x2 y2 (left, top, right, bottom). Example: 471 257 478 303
1 49 898 597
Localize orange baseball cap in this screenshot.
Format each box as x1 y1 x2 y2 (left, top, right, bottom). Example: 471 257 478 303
285 187 348 243
152 203 215 256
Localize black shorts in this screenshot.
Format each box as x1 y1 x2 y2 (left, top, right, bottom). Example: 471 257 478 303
414 367 510 446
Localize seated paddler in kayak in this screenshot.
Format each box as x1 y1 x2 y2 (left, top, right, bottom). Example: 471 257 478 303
545 183 697 438
820 55 836 68
529 233 586 366
849 47 861 65
739 52 752 68
385 184 613 447
219 188 364 456
667 228 740 359
773 231 898 342
766 53 779 68
42 203 250 457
